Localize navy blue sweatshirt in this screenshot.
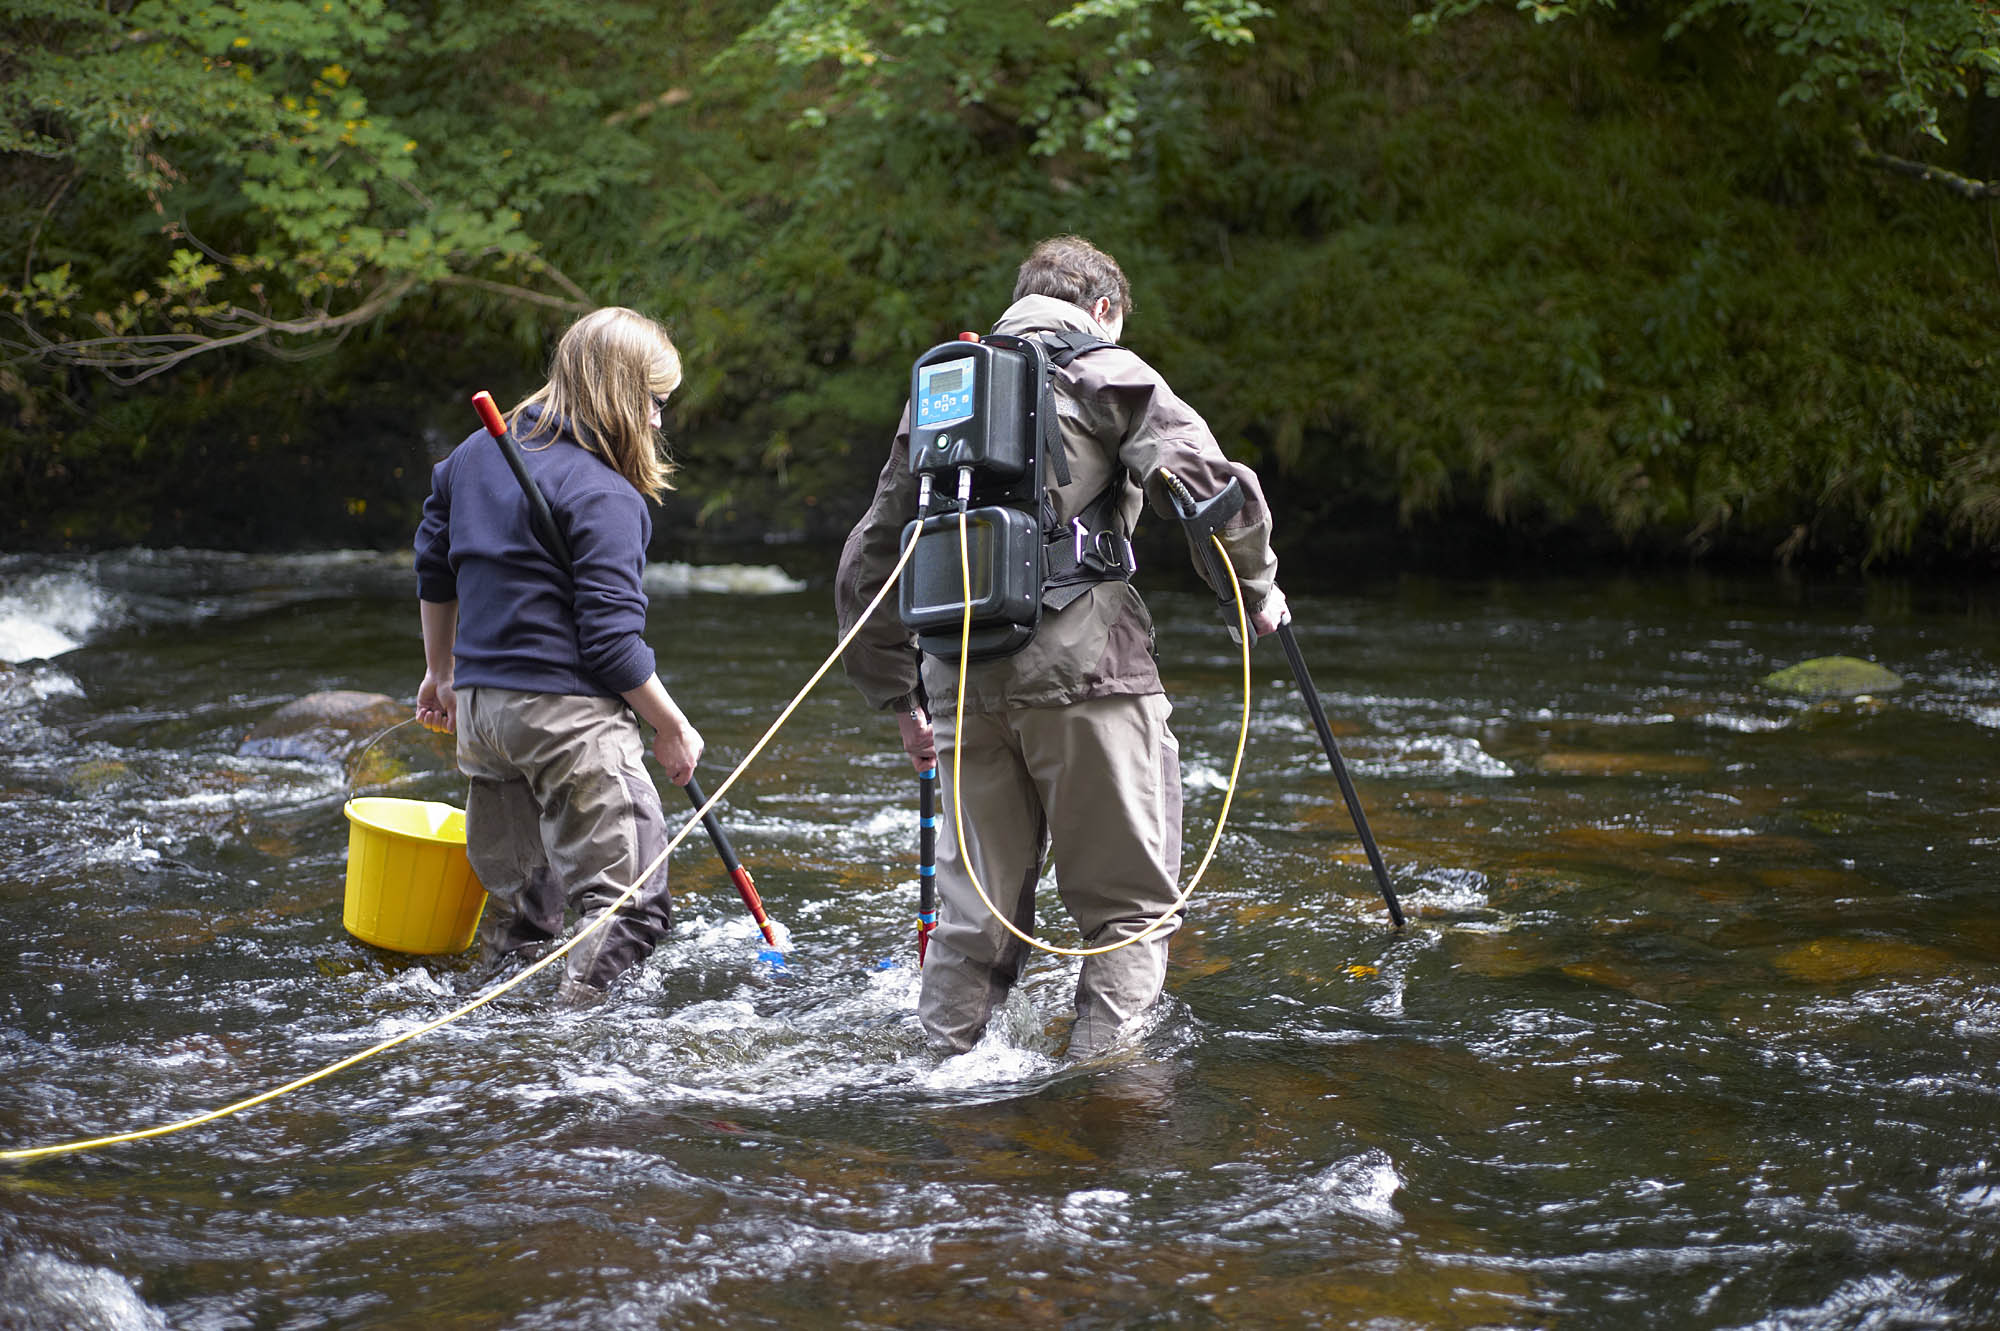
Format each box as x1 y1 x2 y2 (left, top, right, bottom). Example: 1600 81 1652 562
414 405 657 697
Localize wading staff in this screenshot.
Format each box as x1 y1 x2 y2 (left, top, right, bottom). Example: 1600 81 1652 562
1159 470 1405 928
683 773 785 958
1272 622 1403 927
917 766 938 964
471 390 785 951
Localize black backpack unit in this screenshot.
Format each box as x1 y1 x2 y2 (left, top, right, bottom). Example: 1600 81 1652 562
897 329 1132 662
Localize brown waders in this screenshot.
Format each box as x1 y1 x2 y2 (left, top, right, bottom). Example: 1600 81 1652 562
920 692 1184 1060
456 686 673 996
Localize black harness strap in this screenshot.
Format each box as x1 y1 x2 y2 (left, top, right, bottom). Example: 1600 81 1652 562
1026 329 1133 612
1042 478 1136 611
1030 329 1113 491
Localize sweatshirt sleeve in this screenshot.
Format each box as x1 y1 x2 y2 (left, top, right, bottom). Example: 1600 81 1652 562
834 404 923 710
565 483 657 695
414 452 458 603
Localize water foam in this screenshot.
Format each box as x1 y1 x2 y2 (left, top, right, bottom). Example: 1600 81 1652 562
0 1251 169 1331
1369 732 1515 779
644 561 806 596
1219 1148 1405 1232
0 572 122 662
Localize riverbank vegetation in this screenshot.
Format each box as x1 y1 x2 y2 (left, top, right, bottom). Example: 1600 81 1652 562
3 0 1997 571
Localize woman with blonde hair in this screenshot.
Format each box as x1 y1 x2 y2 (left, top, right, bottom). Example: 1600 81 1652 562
414 306 703 1007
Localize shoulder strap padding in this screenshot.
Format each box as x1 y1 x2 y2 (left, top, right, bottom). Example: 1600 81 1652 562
1042 329 1117 367
1030 330 1118 492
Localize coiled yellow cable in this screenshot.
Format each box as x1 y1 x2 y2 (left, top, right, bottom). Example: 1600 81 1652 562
939 501 1252 958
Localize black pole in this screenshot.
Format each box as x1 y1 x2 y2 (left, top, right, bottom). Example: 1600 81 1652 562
684 773 782 951
1275 622 1404 927
472 391 572 571
1159 467 1403 927
683 774 739 872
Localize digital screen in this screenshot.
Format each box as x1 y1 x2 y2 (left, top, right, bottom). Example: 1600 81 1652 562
915 357 976 429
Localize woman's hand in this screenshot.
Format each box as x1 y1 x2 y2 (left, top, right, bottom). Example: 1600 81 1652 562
621 675 704 785
650 716 704 788
417 599 459 733
416 671 456 734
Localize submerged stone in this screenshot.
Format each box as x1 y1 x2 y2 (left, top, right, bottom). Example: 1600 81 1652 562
64 757 132 794
1536 751 1714 777
239 690 407 762
1774 938 1955 984
1760 656 1902 698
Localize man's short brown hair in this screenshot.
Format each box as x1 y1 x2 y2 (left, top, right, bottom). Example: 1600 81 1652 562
1012 235 1133 323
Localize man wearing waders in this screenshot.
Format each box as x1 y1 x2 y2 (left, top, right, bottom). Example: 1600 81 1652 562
835 236 1289 1059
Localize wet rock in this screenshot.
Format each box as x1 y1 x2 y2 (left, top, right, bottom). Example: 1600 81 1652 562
1535 751 1714 776
1773 937 1956 984
63 757 132 794
239 690 407 762
1761 656 1903 698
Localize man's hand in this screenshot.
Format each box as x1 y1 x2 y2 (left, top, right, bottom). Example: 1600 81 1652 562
896 703 936 774
416 672 456 734
1252 586 1290 640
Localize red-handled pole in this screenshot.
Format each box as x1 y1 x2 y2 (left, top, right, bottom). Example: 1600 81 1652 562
472 389 506 439
684 774 784 956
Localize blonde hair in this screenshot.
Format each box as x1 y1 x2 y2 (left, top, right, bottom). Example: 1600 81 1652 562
510 307 682 500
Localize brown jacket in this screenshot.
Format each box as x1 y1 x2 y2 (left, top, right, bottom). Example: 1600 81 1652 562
835 295 1280 713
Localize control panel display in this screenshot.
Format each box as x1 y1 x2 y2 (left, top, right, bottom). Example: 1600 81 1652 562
915 357 976 429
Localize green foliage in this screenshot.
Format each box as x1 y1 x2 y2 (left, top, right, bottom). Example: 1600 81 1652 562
0 0 663 383
726 0 1272 159
3 0 1997 570
1414 0 2000 147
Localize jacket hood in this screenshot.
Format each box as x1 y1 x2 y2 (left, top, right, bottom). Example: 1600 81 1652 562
990 294 1118 342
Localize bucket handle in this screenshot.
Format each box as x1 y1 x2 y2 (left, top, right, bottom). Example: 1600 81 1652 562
342 716 425 808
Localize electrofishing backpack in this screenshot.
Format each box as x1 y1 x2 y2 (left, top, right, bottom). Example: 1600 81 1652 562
896 329 1135 662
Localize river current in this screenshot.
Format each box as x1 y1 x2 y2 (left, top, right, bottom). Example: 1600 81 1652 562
0 548 1996 1329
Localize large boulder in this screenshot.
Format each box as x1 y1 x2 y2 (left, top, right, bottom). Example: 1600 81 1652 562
240 690 409 762
1760 656 1903 699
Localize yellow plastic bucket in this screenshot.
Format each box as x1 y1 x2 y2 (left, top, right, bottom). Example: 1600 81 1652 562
341 797 486 954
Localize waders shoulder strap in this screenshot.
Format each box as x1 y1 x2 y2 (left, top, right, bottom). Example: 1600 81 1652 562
1040 329 1115 368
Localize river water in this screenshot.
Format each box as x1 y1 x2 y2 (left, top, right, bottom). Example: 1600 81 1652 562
0 547 1996 1330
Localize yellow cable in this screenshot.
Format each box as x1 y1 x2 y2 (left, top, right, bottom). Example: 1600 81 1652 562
1 534 924 1165
938 501 1252 959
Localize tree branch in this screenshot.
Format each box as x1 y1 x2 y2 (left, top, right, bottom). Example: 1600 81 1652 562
1851 125 2000 200
3 276 422 385
431 273 594 312
4 266 599 386
533 261 594 306
24 165 83 291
